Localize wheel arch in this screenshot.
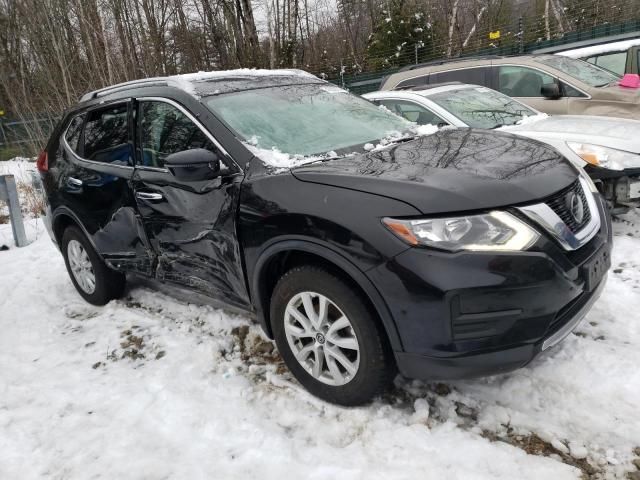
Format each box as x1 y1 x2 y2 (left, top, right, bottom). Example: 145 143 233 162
51 207 104 260
251 239 404 352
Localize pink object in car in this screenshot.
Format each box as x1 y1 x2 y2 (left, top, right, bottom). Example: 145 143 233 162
619 74 640 88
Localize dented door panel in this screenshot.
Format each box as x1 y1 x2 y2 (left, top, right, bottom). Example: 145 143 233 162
132 168 250 309
54 109 153 276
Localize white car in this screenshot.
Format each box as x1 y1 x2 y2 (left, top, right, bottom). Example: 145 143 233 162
363 84 640 212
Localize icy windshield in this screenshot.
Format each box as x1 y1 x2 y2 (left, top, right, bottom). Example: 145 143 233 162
205 84 410 156
428 87 537 128
536 56 620 87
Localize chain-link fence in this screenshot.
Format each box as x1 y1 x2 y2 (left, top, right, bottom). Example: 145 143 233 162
330 18 640 94
0 116 58 161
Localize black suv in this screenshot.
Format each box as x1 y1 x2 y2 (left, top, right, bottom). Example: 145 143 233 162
38 70 612 405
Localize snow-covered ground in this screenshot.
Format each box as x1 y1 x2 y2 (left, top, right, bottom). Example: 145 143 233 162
1 161 640 479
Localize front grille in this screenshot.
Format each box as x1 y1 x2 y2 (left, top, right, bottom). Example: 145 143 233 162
545 180 591 233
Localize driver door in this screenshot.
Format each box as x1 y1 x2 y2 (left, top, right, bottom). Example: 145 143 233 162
131 98 250 309
494 65 569 115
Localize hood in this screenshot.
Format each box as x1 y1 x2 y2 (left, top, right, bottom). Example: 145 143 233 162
505 115 640 154
591 82 640 103
292 129 578 215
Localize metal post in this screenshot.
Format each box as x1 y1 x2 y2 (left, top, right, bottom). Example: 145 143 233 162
415 44 419 64
0 121 6 146
518 16 524 54
0 174 28 247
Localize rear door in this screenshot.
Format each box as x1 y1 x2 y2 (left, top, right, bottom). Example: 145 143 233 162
58 101 151 274
428 66 490 87
131 97 250 309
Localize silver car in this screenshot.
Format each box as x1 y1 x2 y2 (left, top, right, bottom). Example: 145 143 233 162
364 84 640 212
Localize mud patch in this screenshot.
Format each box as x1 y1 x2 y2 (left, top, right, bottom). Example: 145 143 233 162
482 431 601 478
229 325 286 377
91 327 166 369
120 330 145 360
63 305 99 321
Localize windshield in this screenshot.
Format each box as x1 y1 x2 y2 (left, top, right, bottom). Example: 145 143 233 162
205 84 410 156
536 56 620 87
428 87 537 128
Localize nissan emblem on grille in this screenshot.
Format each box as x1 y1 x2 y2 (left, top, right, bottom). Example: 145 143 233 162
566 191 585 224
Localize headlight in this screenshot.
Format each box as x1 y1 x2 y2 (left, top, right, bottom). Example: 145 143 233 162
567 142 640 170
382 211 539 252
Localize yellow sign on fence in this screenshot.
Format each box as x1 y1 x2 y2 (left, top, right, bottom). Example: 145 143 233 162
489 31 501 40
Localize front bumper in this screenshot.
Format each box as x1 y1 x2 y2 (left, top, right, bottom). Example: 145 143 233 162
394 275 607 380
586 165 640 210
367 195 613 381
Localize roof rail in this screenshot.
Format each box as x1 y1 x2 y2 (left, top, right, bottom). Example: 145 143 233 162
79 77 170 102
397 55 505 72
394 81 465 91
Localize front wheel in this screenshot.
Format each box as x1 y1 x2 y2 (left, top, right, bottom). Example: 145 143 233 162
61 226 126 305
271 266 395 406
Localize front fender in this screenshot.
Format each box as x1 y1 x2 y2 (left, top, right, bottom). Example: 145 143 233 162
250 238 404 351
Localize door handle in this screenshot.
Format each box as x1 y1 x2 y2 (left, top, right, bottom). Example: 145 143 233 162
67 177 83 186
136 191 163 201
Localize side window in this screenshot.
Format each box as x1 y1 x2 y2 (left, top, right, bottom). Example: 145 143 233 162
590 51 627 76
497 66 555 97
83 104 132 165
64 114 84 155
396 75 428 90
139 101 216 169
378 99 447 126
429 67 488 86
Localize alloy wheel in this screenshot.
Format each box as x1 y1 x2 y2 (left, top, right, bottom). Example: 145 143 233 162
67 239 96 294
284 291 360 386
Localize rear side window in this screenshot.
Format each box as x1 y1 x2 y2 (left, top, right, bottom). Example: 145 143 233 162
585 51 627 76
396 75 428 90
64 114 84 155
83 103 132 165
429 67 488 86
497 66 555 97
377 99 447 125
139 101 216 169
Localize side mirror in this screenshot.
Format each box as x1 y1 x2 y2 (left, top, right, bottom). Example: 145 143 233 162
541 83 562 99
165 148 223 182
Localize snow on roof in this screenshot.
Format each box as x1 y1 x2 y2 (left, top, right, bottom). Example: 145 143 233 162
168 69 319 96
557 38 640 59
411 84 478 97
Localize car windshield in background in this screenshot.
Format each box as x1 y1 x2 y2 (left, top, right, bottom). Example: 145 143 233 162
205 84 410 156
536 56 620 87
428 87 537 128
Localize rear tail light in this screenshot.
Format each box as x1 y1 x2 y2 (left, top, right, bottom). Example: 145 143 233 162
36 150 48 172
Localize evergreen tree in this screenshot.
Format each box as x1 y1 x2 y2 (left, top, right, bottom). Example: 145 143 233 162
365 0 436 70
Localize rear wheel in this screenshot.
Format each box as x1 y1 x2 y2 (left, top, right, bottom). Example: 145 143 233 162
271 265 395 405
61 226 125 305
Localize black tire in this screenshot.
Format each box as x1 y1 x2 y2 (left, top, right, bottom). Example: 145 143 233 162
61 225 126 305
271 265 396 406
